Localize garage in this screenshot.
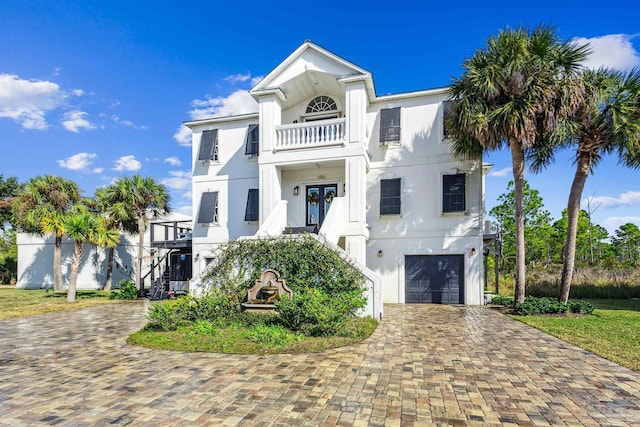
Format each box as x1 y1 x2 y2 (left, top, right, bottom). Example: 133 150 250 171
405 255 464 304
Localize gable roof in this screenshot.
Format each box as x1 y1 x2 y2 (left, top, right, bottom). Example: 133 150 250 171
250 40 374 99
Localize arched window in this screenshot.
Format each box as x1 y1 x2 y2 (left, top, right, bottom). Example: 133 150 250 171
306 96 337 114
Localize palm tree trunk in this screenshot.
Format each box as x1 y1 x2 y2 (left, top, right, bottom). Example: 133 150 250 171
53 235 63 292
510 139 526 304
559 156 591 303
67 240 82 303
136 216 145 296
104 246 114 291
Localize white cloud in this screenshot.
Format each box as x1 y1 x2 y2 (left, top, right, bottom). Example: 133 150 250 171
71 89 84 96
224 73 251 83
113 155 141 172
62 111 95 133
574 34 640 71
161 170 191 190
250 75 264 87
182 190 192 199
173 125 192 146
92 167 104 174
584 191 640 210
488 166 512 178
601 216 640 235
173 89 258 146
0 73 67 129
57 152 97 171
164 156 182 166
111 114 148 129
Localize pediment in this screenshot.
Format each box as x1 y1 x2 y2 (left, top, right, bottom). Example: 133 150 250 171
251 41 370 94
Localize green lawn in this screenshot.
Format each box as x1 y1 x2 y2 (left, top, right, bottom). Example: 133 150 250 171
512 299 640 372
0 285 120 320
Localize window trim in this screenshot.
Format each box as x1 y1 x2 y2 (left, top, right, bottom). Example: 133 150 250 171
244 189 259 222
442 173 467 215
197 191 219 224
380 107 401 145
380 178 402 216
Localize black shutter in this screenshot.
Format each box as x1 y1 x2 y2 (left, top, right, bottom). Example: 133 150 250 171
197 192 218 223
380 107 401 144
443 101 454 139
443 174 466 213
244 189 259 222
380 178 401 215
244 124 259 157
198 130 217 161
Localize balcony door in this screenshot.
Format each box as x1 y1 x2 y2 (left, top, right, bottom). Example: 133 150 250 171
306 184 337 227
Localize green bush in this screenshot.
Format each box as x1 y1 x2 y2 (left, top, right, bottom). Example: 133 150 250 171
109 280 138 300
490 295 514 306
200 235 367 311
513 296 595 315
145 298 192 331
275 288 365 336
246 324 298 346
192 319 219 336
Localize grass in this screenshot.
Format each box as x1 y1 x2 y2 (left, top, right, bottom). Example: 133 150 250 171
128 316 379 354
0 285 122 320
512 299 640 372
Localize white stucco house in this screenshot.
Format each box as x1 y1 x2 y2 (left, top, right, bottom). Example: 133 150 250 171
17 213 192 292
186 41 490 317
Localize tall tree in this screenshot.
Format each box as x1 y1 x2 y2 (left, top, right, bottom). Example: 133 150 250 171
95 187 137 291
490 180 553 270
13 176 81 292
103 176 169 295
447 26 589 303
612 223 640 266
533 69 640 302
0 175 23 229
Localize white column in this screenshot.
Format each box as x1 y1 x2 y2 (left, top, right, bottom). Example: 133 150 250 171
345 235 367 266
344 81 367 144
258 95 282 153
259 164 282 227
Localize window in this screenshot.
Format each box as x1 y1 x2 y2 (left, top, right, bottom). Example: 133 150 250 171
442 101 455 140
306 96 337 114
244 124 259 158
380 107 401 144
380 178 401 215
244 189 259 222
197 192 219 224
198 129 219 162
443 174 466 213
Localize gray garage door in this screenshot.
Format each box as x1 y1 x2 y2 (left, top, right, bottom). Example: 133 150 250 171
405 255 464 304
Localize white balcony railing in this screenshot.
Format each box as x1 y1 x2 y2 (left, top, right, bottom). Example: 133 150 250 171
275 118 346 151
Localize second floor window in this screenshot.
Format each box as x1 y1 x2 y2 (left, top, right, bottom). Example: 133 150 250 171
245 124 259 158
380 107 401 144
198 129 219 162
197 191 219 224
380 178 401 215
443 174 466 213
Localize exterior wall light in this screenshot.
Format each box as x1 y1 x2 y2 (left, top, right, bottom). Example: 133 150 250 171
471 248 476 256
378 250 383 257
293 186 299 196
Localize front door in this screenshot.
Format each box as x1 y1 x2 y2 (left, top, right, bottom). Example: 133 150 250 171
306 184 337 227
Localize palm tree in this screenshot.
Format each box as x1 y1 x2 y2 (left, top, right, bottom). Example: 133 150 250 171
531 68 640 302
447 26 589 303
13 175 81 292
103 176 170 295
95 187 137 291
64 209 120 302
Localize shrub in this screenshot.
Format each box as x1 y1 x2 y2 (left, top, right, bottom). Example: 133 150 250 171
246 324 298 346
490 295 514 306
513 296 595 315
145 298 192 331
200 235 367 310
109 280 137 300
275 288 364 336
192 319 219 336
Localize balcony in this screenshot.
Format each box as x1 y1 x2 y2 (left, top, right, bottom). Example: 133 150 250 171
275 118 345 151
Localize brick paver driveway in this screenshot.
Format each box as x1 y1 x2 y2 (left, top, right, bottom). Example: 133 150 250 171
1 303 639 426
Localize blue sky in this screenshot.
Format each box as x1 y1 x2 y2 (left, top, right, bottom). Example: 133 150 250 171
1 0 639 235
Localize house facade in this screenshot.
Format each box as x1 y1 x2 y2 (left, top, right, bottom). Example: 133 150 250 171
186 42 488 315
